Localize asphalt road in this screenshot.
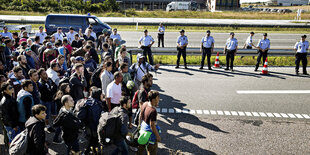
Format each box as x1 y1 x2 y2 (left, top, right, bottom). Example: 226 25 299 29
151 66 310 154
120 31 304 49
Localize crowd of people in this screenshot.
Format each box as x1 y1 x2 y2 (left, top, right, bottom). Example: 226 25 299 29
0 25 160 155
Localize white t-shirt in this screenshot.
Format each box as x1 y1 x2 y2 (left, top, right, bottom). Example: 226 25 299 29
106 82 122 104
35 32 47 44
66 31 78 44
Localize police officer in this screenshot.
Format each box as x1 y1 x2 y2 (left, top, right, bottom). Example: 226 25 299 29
53 27 65 42
294 35 309 75
224 32 238 71
200 30 214 70
254 33 270 71
176 29 188 69
139 29 155 65
243 32 255 49
158 23 165 47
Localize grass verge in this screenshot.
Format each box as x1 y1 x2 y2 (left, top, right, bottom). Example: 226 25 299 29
132 55 301 66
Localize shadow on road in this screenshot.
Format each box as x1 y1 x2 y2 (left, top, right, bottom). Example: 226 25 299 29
159 68 194 76
154 84 228 154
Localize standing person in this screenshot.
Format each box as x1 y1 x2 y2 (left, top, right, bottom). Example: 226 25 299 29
17 55 30 79
0 82 20 144
66 27 78 44
29 69 41 105
106 71 123 112
8 66 25 98
200 30 215 70
1 26 13 40
110 28 122 41
111 96 130 155
137 90 161 155
70 63 87 102
100 62 114 95
25 48 36 69
35 26 47 44
18 27 28 38
176 29 188 69
254 33 270 71
294 35 309 75
38 68 58 126
4 39 13 70
46 62 60 86
25 104 49 155
224 32 238 71
53 95 81 155
53 27 64 42
157 23 165 47
243 32 255 49
16 80 34 129
139 30 155 65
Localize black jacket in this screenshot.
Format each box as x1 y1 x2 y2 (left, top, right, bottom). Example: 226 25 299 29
53 108 81 143
114 107 129 143
39 78 57 102
25 116 47 155
0 93 19 128
69 73 87 102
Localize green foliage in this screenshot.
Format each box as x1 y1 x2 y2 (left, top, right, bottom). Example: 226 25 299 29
1 0 120 13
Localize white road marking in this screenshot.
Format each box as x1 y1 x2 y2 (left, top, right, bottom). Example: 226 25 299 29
157 108 309 120
217 111 224 115
231 111 238 116
295 114 304 119
196 110 203 114
210 110 217 115
302 114 310 119
203 110 210 115
224 111 231 116
266 113 274 117
287 113 296 118
237 90 310 94
252 112 260 117
245 112 252 116
259 112 267 117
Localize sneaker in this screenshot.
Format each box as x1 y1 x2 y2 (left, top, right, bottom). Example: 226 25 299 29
224 68 229 70
175 66 179 69
199 67 203 70
184 66 188 69
52 139 64 145
254 69 258 72
208 68 212 70
303 72 309 75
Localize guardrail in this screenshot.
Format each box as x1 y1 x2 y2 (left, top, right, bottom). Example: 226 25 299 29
127 47 296 56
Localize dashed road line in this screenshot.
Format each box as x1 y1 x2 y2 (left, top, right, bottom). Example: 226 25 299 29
155 108 309 119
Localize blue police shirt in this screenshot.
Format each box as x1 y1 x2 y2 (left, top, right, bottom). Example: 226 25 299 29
257 38 270 50
295 40 309 53
139 35 154 46
226 38 238 50
177 35 188 46
201 36 215 48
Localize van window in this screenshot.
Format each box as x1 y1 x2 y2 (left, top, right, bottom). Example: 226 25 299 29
88 18 99 25
70 17 85 25
48 16 66 25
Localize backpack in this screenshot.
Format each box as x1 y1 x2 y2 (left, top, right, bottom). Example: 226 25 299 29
132 89 148 109
97 107 122 145
9 129 28 155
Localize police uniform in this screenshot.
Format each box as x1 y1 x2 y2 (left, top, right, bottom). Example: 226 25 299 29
53 32 64 42
176 30 188 68
294 36 309 74
255 34 270 71
139 34 155 65
158 25 165 47
245 35 253 49
225 34 238 70
201 34 215 69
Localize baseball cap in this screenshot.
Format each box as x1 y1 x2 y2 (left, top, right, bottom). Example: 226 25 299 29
20 27 26 30
206 30 211 33
180 29 185 33
113 28 117 31
144 29 148 33
301 35 307 38
263 33 268 36
39 26 43 29
57 27 62 30
250 32 255 34
69 27 74 30
230 32 235 35
75 56 84 62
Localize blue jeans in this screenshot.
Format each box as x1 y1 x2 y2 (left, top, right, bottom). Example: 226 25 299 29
4 126 20 143
112 139 128 155
65 139 80 155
